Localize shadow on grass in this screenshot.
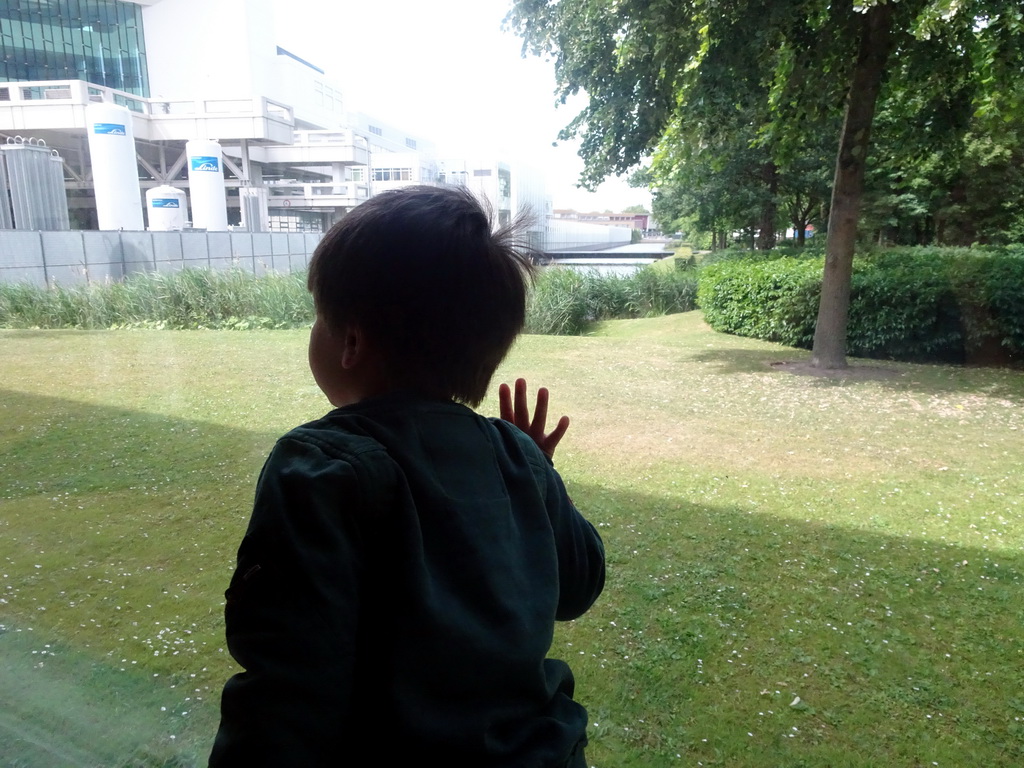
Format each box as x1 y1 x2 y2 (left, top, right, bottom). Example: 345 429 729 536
0 388 280 503
562 480 1024 767
686 346 1024 402
686 346 812 374
0 389 284 767
1 389 1023 766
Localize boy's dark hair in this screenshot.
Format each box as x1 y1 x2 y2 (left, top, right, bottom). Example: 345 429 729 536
307 185 537 407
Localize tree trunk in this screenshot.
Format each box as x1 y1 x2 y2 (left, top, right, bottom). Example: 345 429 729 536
794 202 813 246
756 162 779 249
810 3 895 369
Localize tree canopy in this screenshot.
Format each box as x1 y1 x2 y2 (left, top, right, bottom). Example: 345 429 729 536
508 0 1024 367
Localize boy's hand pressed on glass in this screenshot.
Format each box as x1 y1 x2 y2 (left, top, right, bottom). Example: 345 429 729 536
498 378 570 459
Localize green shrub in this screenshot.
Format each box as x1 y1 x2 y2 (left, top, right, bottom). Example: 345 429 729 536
847 250 963 360
698 258 822 347
696 246 1024 364
700 244 822 267
772 239 827 258
938 246 1024 360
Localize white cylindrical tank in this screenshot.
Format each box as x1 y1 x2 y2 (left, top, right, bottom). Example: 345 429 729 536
186 139 229 231
85 103 144 230
146 185 187 231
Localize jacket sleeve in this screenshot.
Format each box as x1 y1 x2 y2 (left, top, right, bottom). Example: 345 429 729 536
209 435 378 767
542 459 606 622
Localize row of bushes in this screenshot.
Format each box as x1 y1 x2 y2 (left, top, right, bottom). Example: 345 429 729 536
697 246 1024 364
0 263 699 336
7 246 1019 363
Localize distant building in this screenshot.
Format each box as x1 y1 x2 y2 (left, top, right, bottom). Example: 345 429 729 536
0 0 372 231
433 158 547 251
552 209 650 231
0 0 626 253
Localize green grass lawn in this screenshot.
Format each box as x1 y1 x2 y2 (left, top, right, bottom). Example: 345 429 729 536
2 313 1023 766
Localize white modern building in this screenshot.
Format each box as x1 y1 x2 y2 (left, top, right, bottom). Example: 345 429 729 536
0 0 621 258
0 0 548 235
0 0 372 231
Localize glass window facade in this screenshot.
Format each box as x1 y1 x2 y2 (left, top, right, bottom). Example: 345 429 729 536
0 0 149 96
372 167 412 182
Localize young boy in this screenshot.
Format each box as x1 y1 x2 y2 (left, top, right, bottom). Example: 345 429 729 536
209 186 605 767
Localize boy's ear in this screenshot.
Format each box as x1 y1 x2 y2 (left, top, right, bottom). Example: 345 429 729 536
340 326 367 370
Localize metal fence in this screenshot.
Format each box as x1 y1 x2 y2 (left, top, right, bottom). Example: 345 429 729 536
0 230 324 287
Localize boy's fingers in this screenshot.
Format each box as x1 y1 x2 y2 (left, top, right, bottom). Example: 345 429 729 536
514 378 529 429
498 382 514 423
501 379 567 458
532 387 550 434
542 415 571 459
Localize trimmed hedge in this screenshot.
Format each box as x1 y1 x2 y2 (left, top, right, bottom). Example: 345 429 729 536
697 257 822 348
697 246 1024 364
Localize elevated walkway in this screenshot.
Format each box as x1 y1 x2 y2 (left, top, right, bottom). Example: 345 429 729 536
0 80 371 223
0 80 296 145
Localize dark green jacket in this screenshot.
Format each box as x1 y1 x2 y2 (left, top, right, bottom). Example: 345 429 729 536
210 393 605 767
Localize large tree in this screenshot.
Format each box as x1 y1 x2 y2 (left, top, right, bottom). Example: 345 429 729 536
508 0 1024 368
647 124 778 249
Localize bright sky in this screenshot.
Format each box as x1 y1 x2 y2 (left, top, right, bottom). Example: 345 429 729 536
272 0 651 213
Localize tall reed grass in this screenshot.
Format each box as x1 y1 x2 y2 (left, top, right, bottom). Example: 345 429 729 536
0 269 313 330
0 264 697 334
526 265 698 335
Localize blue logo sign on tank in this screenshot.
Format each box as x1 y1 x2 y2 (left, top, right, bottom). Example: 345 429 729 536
152 199 180 208
93 122 126 136
190 156 220 172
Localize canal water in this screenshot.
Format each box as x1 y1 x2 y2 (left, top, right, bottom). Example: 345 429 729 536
545 242 673 275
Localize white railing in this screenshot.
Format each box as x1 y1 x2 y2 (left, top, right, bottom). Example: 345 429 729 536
0 79 295 126
266 181 370 201
292 129 369 150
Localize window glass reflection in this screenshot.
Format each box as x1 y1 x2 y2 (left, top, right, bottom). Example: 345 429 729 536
0 0 149 95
